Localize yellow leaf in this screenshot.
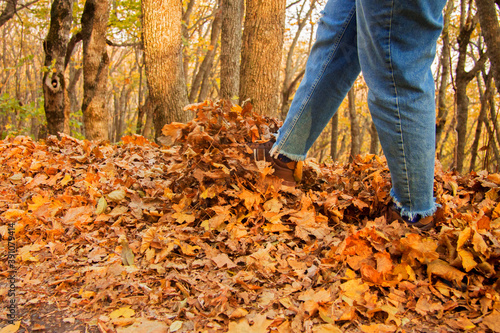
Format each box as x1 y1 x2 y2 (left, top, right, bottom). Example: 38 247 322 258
340 279 369 303
140 227 157 253
448 180 458 196
472 231 489 255
457 227 472 249
3 209 25 219
458 249 477 272
120 236 135 266
487 173 500 185
96 196 107 215
109 306 135 319
0 321 20 333
60 174 72 186
80 290 95 299
108 189 126 202
111 317 135 327
229 308 249 319
262 223 291 233
178 241 201 256
170 321 183 332
8 173 23 183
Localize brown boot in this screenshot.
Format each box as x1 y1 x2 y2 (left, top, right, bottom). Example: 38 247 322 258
250 140 302 186
386 205 436 231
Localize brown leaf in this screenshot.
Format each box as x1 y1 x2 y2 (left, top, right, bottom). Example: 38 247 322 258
427 259 466 285
483 310 500 332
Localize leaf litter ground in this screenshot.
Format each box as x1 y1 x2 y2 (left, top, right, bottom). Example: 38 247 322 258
1 100 500 333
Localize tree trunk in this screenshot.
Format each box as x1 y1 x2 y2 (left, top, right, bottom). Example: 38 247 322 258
42 0 73 137
182 0 196 84
436 0 453 148
220 0 243 101
454 5 487 173
476 0 500 95
81 0 110 141
330 112 338 160
189 9 222 103
369 121 378 154
469 71 492 171
240 0 286 115
348 88 360 161
142 0 189 140
0 0 17 29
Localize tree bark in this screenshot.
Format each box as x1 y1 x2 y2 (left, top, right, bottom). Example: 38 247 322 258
348 88 360 161
142 0 189 140
469 71 492 171
220 0 243 101
436 0 453 148
454 5 487 172
42 0 73 137
240 0 286 115
476 0 500 95
330 112 338 160
369 121 378 154
0 0 17 29
81 0 110 141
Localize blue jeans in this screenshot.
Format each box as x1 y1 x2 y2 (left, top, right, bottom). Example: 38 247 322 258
270 0 447 219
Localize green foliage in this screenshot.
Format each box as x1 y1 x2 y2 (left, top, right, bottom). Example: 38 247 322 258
0 93 45 139
108 0 142 42
70 109 85 140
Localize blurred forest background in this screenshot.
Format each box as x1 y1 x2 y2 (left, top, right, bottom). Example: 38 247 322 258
0 0 499 173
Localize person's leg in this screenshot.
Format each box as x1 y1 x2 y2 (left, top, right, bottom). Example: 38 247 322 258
270 0 361 160
356 0 447 219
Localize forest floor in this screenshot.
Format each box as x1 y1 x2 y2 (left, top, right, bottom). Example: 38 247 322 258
0 100 499 333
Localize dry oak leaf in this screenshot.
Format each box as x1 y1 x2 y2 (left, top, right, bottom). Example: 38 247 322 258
399 233 439 264
211 253 237 269
427 259 466 285
483 310 500 332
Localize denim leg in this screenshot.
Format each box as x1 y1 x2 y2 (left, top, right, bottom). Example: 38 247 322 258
270 0 361 161
356 0 447 218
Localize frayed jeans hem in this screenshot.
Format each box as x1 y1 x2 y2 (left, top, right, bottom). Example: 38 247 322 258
390 188 440 220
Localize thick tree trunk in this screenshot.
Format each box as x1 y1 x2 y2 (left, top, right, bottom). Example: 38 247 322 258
240 0 286 115
42 0 73 137
348 88 360 161
220 0 243 101
142 0 189 140
81 0 110 141
189 9 222 103
0 0 17 29
476 0 500 95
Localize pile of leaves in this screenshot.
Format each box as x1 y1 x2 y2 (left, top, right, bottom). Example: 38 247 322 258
1 100 500 333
